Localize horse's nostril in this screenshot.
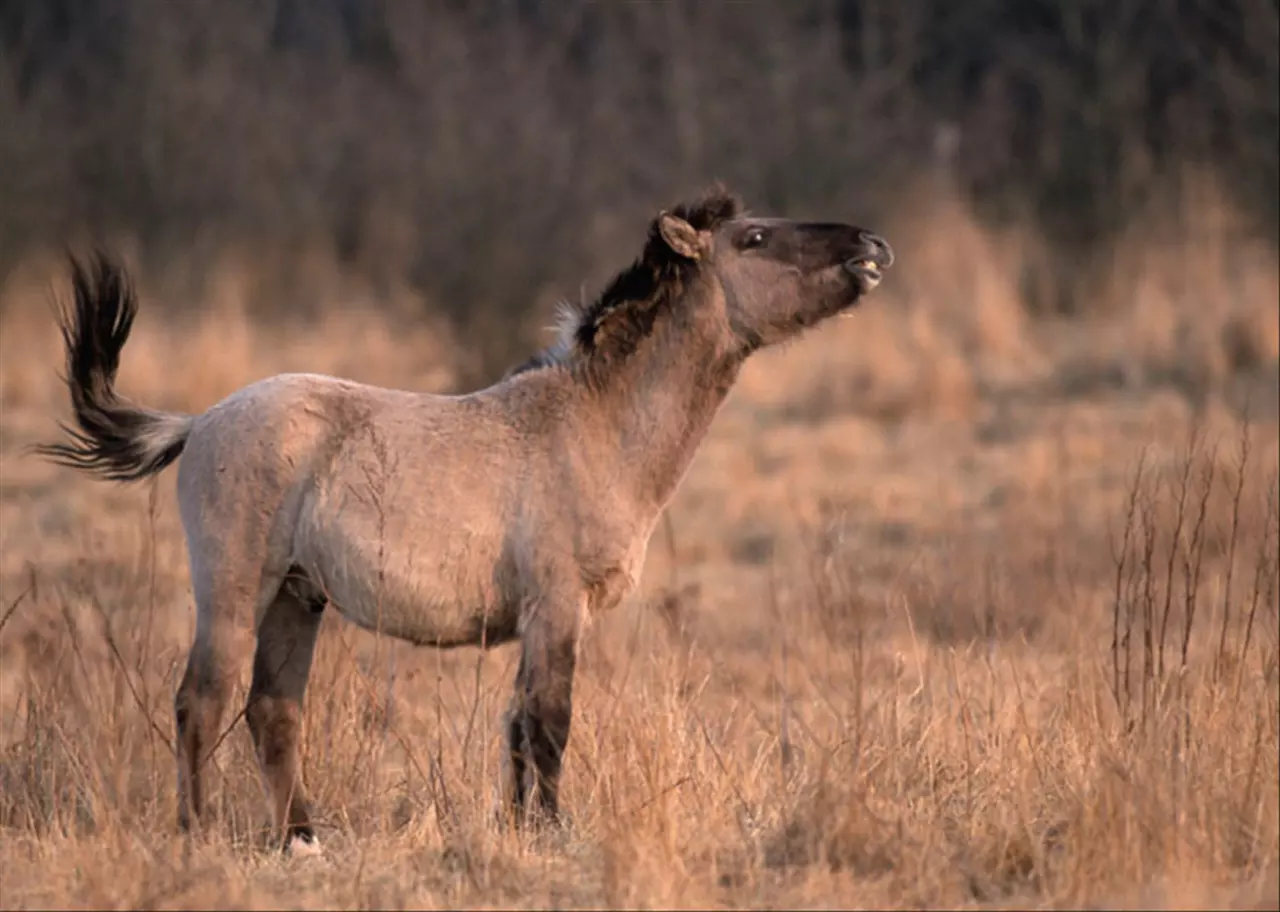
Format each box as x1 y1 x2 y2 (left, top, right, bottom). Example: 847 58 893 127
860 231 893 266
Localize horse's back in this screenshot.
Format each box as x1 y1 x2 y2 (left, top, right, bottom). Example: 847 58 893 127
197 374 535 641
179 372 386 484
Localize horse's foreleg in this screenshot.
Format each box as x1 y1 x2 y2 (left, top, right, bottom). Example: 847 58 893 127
504 594 583 826
245 586 324 851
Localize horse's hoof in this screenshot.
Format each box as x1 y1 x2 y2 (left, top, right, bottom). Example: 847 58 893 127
285 831 323 858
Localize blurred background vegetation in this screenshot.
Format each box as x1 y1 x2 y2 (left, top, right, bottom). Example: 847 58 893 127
0 11 1277 907
1 0 1276 382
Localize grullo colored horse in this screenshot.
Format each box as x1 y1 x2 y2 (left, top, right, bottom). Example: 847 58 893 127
36 186 894 852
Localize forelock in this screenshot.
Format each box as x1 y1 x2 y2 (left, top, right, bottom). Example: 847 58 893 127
666 185 744 233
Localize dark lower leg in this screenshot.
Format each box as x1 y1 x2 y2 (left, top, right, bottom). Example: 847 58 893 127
246 694 314 844
505 618 578 824
509 700 573 818
175 659 231 833
245 590 322 848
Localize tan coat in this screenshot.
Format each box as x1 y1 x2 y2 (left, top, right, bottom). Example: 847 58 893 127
36 185 893 849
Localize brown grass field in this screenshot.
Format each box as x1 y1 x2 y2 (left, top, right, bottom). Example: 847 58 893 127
1 184 1277 910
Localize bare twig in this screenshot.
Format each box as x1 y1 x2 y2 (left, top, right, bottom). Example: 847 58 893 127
0 564 36 638
1215 421 1250 679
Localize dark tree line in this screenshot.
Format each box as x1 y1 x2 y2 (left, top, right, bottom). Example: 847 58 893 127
1 0 1276 376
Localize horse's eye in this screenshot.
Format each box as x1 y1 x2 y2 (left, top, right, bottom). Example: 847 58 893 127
742 228 767 249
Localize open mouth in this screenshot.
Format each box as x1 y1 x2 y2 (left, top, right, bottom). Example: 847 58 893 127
837 249 891 315
843 257 885 288
844 234 894 283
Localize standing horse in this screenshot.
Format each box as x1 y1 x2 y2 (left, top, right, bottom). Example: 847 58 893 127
36 186 893 851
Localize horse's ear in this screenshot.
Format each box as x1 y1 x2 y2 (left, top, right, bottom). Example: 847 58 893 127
658 212 706 261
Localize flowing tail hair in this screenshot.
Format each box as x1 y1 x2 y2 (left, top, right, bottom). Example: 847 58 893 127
31 253 193 482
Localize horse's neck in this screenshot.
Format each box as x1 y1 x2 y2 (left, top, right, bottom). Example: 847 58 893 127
598 320 740 515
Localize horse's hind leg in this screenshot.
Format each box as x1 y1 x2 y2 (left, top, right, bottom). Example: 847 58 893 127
244 580 324 851
175 601 245 834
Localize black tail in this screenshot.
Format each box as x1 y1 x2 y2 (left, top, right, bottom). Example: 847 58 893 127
30 253 193 482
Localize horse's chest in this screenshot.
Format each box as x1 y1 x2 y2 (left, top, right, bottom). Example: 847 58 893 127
580 536 649 615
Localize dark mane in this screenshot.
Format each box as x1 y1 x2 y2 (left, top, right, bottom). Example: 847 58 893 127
505 185 743 381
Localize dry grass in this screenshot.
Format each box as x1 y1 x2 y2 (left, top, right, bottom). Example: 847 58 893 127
0 192 1277 910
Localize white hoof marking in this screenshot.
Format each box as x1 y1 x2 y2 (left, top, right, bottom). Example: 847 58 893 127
286 833 323 858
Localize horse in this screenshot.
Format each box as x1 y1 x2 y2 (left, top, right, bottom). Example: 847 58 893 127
35 185 893 851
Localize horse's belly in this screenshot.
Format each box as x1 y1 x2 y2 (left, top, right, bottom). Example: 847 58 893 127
332 575 519 648
294 496 519 648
